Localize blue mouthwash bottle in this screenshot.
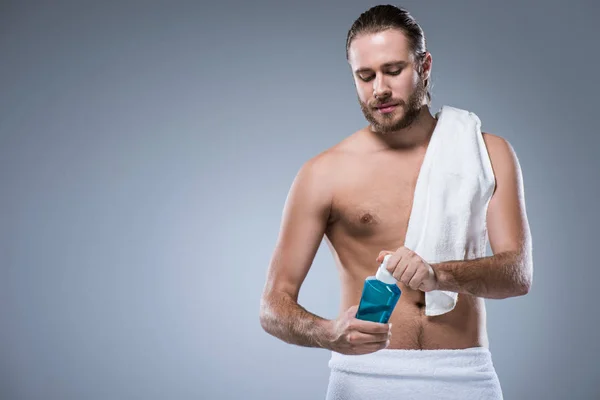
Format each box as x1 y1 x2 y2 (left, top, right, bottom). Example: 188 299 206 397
355 254 401 323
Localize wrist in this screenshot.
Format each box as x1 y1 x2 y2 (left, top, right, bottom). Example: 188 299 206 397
316 319 335 350
431 262 454 292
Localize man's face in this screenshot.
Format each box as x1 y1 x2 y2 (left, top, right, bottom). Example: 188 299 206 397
348 29 429 134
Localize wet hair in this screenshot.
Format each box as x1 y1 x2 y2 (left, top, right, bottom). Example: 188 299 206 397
346 5 431 103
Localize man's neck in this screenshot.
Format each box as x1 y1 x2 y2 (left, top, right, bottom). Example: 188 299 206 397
367 106 437 151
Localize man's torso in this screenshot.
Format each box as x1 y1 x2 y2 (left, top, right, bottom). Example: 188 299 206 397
320 129 491 350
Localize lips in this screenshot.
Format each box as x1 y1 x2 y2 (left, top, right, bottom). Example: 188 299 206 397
375 103 399 114
375 102 399 109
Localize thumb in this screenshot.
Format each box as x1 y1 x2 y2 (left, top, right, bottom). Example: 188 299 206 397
376 250 393 263
347 304 359 315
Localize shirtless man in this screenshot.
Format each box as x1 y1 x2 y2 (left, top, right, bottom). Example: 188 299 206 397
259 5 532 398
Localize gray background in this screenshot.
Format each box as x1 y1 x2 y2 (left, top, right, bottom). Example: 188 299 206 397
1 0 599 399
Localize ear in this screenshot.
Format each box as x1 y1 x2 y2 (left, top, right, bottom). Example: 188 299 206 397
421 51 432 81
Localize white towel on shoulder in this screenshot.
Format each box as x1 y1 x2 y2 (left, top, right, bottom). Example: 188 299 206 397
406 105 496 316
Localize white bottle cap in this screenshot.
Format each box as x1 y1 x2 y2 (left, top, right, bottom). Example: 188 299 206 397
375 254 397 285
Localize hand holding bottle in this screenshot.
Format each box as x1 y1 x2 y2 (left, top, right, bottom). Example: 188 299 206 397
325 305 391 355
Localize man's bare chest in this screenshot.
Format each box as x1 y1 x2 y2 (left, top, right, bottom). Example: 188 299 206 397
328 162 422 238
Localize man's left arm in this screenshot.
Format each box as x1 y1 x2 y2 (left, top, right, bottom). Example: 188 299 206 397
431 133 533 299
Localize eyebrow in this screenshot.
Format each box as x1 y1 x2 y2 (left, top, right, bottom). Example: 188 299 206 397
354 61 408 74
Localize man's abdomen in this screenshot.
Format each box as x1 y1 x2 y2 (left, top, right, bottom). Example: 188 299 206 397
345 288 487 350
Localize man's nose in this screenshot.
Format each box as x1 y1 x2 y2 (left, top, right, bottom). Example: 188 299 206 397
373 75 391 99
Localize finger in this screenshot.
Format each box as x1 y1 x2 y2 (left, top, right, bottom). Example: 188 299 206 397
408 268 428 290
349 318 391 334
386 246 410 274
346 331 390 345
400 259 419 286
347 305 359 316
392 253 411 282
385 253 401 275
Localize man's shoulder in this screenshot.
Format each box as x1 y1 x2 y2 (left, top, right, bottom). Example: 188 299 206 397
481 132 518 162
299 130 364 172
288 140 355 207
482 131 507 146
292 145 339 189
481 132 522 184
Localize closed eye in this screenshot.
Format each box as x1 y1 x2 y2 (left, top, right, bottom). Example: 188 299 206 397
358 69 402 82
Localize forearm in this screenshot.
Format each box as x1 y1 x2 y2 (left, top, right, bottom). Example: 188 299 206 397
260 291 332 349
431 250 532 299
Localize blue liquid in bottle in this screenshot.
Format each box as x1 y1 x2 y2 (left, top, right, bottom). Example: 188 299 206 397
355 255 401 323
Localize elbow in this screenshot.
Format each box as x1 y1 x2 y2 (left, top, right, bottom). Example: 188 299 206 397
259 310 273 334
259 309 267 332
259 296 270 332
520 275 533 296
516 282 530 296
259 317 271 335
259 292 278 334
515 262 533 297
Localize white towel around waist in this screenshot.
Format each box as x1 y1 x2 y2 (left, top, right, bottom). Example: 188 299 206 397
326 347 503 400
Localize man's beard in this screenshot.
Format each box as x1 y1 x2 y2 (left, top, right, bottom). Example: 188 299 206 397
359 78 428 134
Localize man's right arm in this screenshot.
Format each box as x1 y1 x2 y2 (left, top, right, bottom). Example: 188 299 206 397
259 155 334 349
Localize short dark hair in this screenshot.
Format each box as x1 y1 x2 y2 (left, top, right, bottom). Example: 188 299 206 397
346 5 431 103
